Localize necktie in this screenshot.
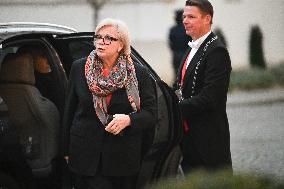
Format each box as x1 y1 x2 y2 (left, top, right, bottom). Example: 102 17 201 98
180 52 190 133
181 56 188 87
188 40 199 49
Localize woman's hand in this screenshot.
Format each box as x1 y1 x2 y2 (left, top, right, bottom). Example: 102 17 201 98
64 156 69 164
105 114 131 135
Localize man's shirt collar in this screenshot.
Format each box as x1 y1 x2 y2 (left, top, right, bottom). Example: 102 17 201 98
188 30 212 49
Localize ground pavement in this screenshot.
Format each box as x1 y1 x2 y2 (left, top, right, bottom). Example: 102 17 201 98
227 87 284 182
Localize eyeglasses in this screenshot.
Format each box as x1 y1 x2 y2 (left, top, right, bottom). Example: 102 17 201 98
94 34 119 45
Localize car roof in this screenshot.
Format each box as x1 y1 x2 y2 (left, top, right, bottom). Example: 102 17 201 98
0 22 77 43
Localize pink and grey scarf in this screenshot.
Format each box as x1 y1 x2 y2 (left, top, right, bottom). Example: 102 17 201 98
85 50 140 125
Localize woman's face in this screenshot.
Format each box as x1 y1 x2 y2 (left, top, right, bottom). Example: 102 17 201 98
94 25 123 61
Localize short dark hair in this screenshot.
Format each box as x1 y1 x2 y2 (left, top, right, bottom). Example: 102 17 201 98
175 9 184 23
185 0 214 24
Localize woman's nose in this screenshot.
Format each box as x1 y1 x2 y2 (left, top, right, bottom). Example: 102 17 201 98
97 38 105 44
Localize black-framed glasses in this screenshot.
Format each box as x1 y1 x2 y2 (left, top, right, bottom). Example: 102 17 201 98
94 34 119 45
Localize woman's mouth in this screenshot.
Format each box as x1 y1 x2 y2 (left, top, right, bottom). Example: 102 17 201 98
97 47 105 52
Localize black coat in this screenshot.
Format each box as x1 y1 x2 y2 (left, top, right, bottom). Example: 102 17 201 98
62 58 157 176
177 32 232 169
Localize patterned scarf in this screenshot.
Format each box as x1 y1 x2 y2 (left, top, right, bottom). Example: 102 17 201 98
85 50 140 125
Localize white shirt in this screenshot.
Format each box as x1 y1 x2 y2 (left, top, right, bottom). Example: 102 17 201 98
185 31 211 69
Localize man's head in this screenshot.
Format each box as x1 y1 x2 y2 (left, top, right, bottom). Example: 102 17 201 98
175 9 184 24
34 53 51 74
183 0 213 40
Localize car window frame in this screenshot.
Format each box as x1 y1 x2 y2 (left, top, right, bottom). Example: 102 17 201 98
0 35 68 115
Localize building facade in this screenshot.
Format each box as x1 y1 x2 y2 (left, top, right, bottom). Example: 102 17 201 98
1 0 283 84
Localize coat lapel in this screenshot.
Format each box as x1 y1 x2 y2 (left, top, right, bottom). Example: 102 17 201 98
182 32 215 90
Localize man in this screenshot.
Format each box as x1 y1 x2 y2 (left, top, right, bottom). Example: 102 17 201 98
168 9 191 80
176 0 232 173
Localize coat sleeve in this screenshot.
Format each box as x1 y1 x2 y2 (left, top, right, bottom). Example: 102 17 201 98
179 47 231 117
128 65 157 131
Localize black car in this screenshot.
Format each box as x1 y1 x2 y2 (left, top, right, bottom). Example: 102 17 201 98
0 22 183 189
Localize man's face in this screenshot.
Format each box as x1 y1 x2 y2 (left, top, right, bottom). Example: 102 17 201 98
183 6 210 40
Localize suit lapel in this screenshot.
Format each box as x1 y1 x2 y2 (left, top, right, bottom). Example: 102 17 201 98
183 46 203 88
183 32 215 89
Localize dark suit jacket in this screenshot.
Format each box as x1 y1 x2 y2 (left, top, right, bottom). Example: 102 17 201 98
177 32 232 169
62 58 157 176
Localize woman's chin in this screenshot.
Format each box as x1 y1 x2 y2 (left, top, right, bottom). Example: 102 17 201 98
96 52 106 59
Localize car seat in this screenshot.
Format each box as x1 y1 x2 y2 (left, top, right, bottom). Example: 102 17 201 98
0 52 60 178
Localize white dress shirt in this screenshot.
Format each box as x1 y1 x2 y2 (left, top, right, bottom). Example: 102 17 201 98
185 31 211 69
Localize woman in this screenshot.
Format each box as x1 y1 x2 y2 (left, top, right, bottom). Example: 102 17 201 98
62 18 157 189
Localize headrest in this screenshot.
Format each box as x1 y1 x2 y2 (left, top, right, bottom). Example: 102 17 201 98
0 53 35 85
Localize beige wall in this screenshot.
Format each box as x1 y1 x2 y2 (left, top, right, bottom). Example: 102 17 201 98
0 4 93 31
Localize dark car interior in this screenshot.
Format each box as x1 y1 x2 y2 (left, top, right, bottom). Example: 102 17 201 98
0 34 183 189
0 48 60 176
0 42 64 188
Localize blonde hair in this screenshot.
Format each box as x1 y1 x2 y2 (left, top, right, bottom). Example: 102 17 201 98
95 18 131 56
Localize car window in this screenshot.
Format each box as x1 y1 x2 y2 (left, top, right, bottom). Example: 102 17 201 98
68 40 93 62
0 41 67 115
0 46 18 69
53 35 94 76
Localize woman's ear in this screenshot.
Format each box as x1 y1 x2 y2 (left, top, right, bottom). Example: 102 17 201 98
117 41 124 53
